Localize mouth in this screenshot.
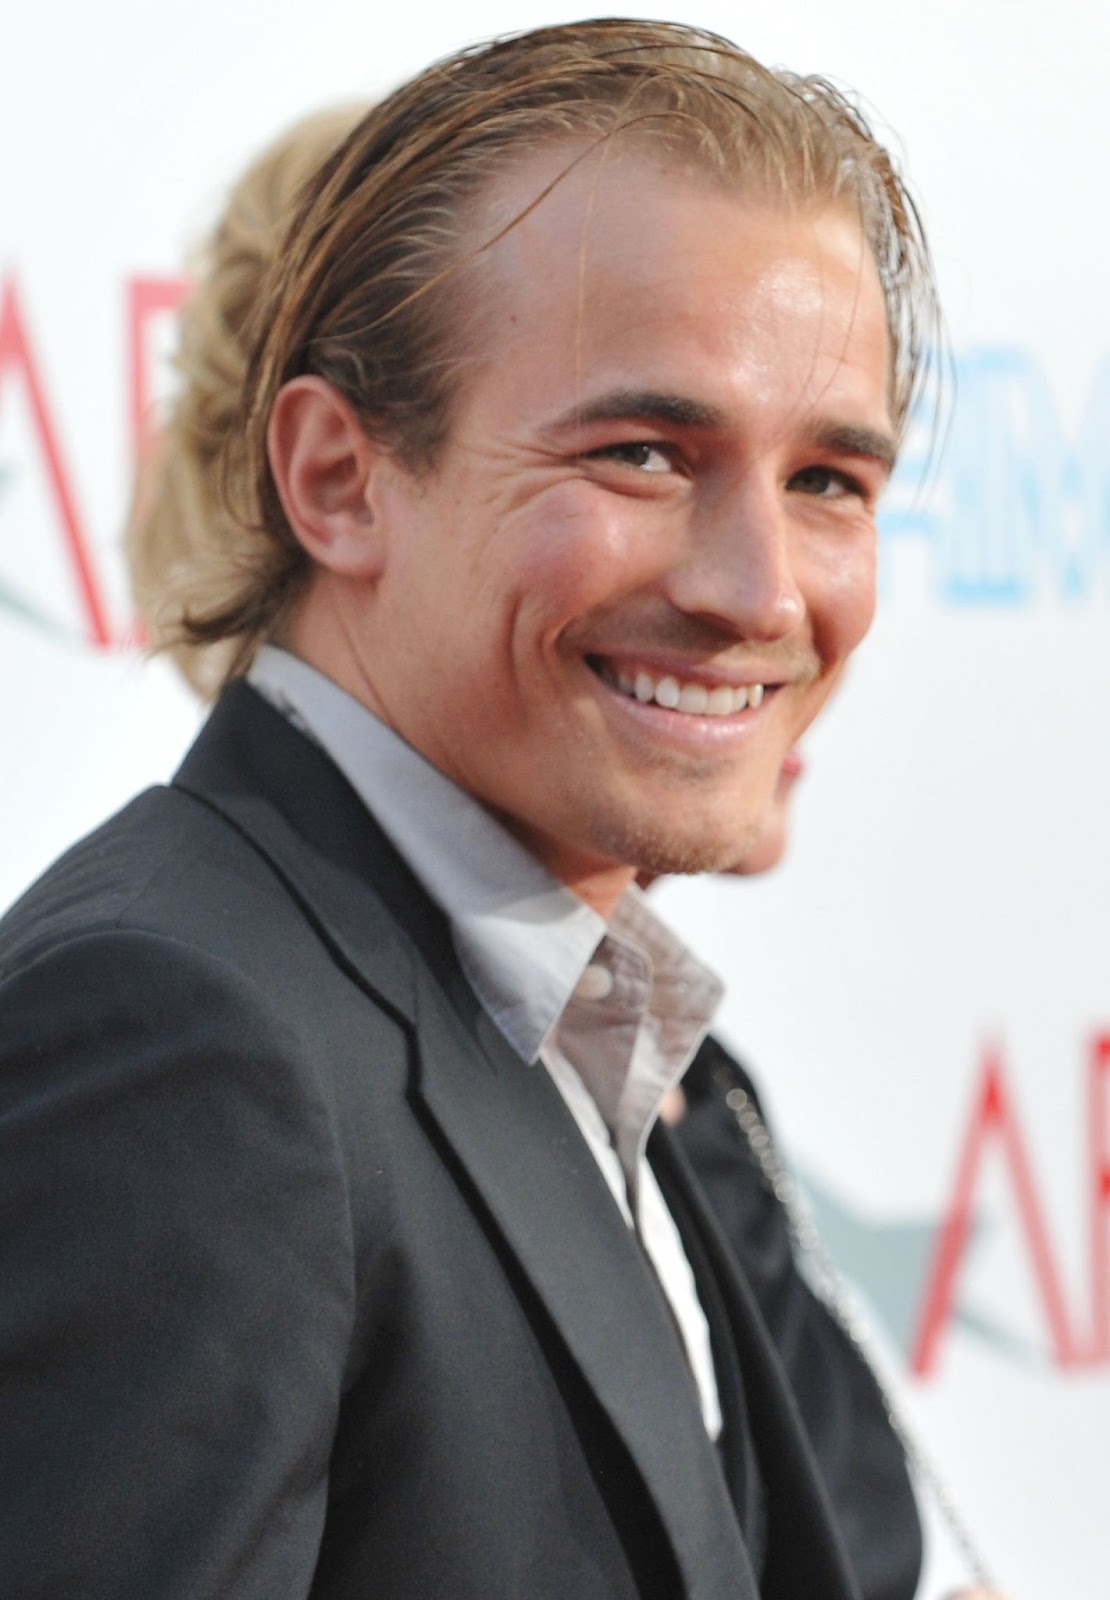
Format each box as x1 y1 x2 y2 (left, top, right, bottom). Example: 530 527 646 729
588 657 769 718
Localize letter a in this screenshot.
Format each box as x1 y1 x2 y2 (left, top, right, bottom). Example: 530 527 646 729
910 1044 1075 1375
0 277 110 646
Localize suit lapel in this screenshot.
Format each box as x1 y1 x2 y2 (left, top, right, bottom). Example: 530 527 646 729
651 1142 768 1569
175 685 758 1597
174 683 422 1025
411 958 759 1600
650 1127 862 1600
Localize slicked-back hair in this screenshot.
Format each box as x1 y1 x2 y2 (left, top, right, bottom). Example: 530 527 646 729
174 18 939 686
126 103 367 698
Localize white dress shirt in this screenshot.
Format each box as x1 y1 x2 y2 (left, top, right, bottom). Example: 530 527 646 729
248 645 724 1437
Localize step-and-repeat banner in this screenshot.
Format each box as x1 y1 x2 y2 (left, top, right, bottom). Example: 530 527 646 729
3 2 1107 1593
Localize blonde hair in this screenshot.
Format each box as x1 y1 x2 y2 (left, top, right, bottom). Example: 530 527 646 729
133 19 939 697
127 103 366 698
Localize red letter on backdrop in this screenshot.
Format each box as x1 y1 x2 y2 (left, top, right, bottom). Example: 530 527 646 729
910 1044 1076 1376
1090 1033 1110 1362
122 276 188 649
0 276 110 647
127 276 188 465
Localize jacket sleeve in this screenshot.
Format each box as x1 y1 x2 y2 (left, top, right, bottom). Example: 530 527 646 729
0 927 354 1599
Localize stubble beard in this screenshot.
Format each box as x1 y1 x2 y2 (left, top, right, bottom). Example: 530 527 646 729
599 817 764 879
579 768 771 880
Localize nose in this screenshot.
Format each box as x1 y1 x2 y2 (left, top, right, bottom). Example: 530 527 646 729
663 474 805 643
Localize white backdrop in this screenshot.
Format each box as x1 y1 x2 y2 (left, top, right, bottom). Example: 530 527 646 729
3 3 1108 1594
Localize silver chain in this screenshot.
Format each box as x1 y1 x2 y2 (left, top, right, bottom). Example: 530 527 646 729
720 1080 998 1595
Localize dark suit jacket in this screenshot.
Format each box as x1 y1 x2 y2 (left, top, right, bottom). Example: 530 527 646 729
0 683 882 1599
675 1043 922 1600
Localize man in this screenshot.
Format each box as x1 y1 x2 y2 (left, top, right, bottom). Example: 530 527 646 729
0 20 954 1599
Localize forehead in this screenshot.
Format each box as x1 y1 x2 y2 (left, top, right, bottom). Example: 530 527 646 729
457 142 892 431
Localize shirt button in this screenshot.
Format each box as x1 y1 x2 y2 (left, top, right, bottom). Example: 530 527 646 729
575 963 614 1001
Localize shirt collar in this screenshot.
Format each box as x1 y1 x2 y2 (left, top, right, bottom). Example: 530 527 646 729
558 895 723 1174
248 646 605 1059
248 647 722 1064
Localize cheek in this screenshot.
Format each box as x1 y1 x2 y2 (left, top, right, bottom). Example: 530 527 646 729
805 529 878 665
512 483 664 619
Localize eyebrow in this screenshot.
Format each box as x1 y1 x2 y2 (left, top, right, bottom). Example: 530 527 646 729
549 389 729 433
548 388 898 473
805 421 898 475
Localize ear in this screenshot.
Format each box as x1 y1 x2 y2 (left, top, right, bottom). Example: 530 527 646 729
267 375 388 579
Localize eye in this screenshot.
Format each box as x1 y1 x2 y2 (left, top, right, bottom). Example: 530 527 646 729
787 464 865 499
588 440 675 474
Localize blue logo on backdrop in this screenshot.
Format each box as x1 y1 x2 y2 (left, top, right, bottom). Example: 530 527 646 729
880 347 1110 606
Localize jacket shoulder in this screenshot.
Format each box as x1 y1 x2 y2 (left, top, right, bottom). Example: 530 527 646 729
0 783 286 978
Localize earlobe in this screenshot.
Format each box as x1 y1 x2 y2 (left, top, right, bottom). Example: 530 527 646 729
267 376 387 579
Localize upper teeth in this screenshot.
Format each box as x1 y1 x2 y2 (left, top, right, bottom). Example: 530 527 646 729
607 667 764 717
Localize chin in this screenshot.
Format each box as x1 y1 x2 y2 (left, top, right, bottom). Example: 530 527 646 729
599 811 768 881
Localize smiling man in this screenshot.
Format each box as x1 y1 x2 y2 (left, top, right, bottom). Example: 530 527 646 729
277 154 893 911
0 21 943 1600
